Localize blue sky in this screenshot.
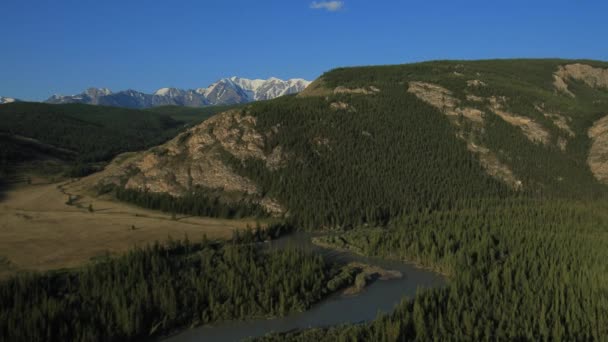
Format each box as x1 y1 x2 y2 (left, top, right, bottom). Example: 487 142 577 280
2 0 607 101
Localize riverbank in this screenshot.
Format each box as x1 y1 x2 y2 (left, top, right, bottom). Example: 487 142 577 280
165 233 445 342
312 232 453 278
341 262 402 296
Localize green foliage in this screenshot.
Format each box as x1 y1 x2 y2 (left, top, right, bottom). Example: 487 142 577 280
0 102 184 163
259 198 608 341
5 59 608 341
325 266 358 292
113 186 269 219
0 236 347 342
232 89 509 228
226 59 608 229
251 59 608 341
0 102 242 188
145 104 242 125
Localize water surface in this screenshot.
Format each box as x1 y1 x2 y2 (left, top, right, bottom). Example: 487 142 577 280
166 233 445 341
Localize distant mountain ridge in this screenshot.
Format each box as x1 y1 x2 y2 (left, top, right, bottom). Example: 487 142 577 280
0 96 18 104
79 59 608 224
45 77 311 108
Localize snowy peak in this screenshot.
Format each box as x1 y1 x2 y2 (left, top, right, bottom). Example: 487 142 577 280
216 76 311 101
154 88 185 97
154 88 172 96
0 96 17 104
85 87 112 97
192 76 309 104
46 87 113 105
85 88 113 104
199 78 251 105
228 77 267 93
44 76 311 108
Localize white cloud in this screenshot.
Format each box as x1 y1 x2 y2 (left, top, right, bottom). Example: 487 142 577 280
310 1 344 12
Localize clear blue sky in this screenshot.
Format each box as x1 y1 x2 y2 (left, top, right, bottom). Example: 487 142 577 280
2 0 607 101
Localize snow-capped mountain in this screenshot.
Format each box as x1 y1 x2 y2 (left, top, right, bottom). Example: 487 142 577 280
0 96 18 104
197 78 252 105
200 77 311 103
235 77 310 101
44 77 311 109
47 88 112 105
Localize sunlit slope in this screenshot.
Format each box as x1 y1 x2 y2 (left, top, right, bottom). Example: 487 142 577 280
90 59 608 226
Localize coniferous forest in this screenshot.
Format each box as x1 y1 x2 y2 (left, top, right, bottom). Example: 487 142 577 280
113 186 269 219
2 60 608 341
258 198 608 340
0 102 232 180
0 229 352 341
247 60 608 340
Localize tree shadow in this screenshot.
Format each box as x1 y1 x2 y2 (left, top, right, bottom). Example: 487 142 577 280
0 180 9 203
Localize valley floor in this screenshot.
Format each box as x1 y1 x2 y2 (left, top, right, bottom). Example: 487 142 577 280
0 180 259 277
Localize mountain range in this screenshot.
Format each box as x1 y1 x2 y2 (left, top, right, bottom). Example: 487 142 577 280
72 59 608 223
44 77 310 108
3 59 608 341
0 96 18 104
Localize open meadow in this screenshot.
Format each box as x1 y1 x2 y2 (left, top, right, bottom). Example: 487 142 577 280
0 179 260 277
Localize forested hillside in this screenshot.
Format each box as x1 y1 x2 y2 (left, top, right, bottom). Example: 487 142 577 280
259 198 608 340
0 102 233 180
144 104 241 125
4 59 602 341
74 59 608 341
0 227 362 341
92 59 608 223
246 59 608 225
247 60 608 340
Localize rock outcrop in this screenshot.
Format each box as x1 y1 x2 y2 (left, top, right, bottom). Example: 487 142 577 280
489 97 551 145
588 115 608 184
83 109 288 215
408 81 522 189
554 63 608 96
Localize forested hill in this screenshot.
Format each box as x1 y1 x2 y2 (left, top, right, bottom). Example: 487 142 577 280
87 59 608 225
0 102 183 162
0 102 234 180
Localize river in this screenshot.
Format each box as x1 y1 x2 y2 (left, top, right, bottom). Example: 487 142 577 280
165 233 445 341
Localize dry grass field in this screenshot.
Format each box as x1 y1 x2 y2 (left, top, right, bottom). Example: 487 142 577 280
0 178 262 278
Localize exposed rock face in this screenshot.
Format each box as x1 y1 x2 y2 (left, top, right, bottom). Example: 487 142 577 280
588 115 608 184
467 79 487 88
544 113 574 137
408 81 522 189
466 142 522 190
333 86 380 95
466 94 484 102
489 97 551 145
87 109 288 215
330 101 356 112
553 74 575 97
534 104 575 151
408 82 484 123
554 63 608 96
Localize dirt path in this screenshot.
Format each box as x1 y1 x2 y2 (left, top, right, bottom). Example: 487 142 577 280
0 181 260 277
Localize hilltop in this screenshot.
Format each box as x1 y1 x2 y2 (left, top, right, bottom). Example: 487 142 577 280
3 59 608 341
83 59 608 225
0 102 233 181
